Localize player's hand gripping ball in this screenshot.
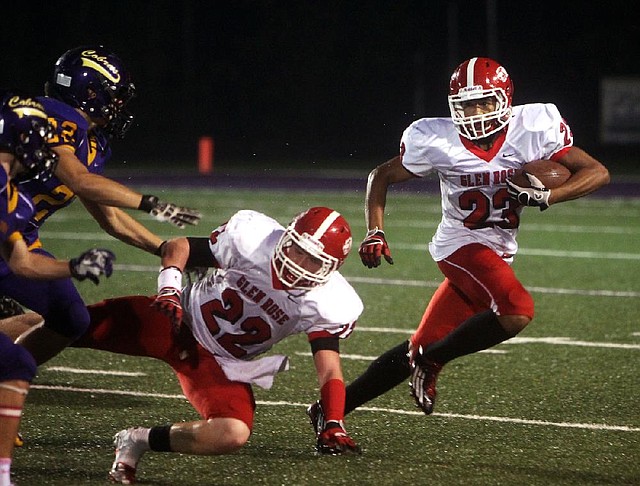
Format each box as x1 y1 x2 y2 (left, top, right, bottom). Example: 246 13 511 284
507 160 571 210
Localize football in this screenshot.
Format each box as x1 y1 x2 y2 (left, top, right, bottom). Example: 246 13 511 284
510 159 571 189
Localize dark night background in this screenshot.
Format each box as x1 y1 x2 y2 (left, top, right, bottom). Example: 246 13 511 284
2 1 639 173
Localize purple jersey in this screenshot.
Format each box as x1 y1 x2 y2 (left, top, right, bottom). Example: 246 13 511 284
18 97 112 247
0 167 36 277
0 99 101 340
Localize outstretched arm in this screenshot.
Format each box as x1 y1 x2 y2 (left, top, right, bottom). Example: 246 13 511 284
0 236 113 284
54 147 202 227
81 199 164 254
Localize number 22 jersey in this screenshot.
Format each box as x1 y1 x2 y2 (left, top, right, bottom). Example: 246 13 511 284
181 210 364 388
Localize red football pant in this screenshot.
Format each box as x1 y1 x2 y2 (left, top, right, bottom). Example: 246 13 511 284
73 295 256 429
411 243 534 349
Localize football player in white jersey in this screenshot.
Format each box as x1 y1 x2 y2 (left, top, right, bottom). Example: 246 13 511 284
307 57 609 428
55 207 363 483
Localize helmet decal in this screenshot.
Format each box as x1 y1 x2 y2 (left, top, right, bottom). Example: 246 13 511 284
6 96 48 121
79 49 122 83
342 236 353 257
495 66 509 83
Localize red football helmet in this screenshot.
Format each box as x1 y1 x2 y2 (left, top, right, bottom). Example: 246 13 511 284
273 207 352 290
448 57 514 140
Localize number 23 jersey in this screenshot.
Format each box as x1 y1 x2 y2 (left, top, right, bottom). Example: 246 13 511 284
181 210 364 364
400 103 573 261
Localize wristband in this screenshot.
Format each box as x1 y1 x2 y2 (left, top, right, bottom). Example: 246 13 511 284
139 195 158 213
365 227 384 238
158 266 182 293
154 241 168 257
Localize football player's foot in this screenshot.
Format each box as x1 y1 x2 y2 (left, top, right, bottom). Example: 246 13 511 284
306 400 325 439
108 428 148 484
409 352 443 415
0 296 24 318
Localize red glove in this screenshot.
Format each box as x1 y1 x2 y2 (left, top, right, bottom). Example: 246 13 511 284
317 421 361 455
152 288 183 329
358 228 393 268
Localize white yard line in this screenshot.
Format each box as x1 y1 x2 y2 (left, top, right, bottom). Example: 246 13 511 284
330 333 640 350
96 264 639 298
29 384 640 433
44 366 146 376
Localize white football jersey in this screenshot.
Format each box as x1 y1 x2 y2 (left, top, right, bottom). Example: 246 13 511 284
182 210 363 365
400 103 573 261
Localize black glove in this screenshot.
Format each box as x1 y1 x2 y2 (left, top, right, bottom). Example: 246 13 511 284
69 248 115 285
139 195 202 228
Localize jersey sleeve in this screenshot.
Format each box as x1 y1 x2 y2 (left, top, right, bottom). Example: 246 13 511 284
207 210 281 270
399 119 437 177
305 274 364 342
524 103 574 160
39 98 89 154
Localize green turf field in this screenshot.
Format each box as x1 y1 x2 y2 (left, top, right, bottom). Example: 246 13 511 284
12 187 640 485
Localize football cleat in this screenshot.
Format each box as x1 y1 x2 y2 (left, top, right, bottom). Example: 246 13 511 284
0 296 25 318
108 428 147 484
409 351 443 415
306 400 325 439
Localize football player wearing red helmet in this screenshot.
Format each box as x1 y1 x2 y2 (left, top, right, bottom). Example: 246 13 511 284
1 207 362 483
329 57 609 421
0 46 202 368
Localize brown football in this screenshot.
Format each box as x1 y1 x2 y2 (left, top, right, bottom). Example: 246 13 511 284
510 160 571 189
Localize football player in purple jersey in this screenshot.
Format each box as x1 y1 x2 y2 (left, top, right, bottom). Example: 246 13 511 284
0 92 114 486
0 46 202 366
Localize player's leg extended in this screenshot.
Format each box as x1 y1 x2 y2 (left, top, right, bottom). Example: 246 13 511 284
410 277 479 356
409 244 534 414
74 295 183 362
422 243 534 364
109 345 254 484
343 277 476 415
0 272 89 365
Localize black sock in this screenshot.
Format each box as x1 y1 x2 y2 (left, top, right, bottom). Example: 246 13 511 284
423 310 512 365
148 425 173 452
344 341 411 415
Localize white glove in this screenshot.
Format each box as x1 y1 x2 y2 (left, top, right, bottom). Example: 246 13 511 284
506 173 550 211
69 248 115 285
139 195 202 228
